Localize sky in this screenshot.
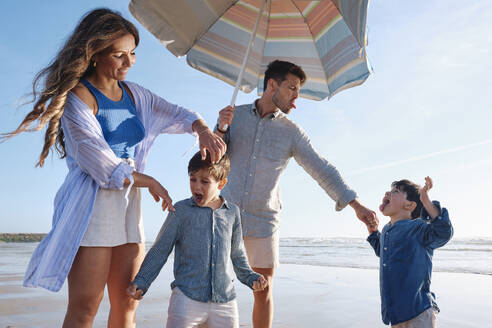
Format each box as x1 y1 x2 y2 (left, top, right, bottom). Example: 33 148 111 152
1 0 491 240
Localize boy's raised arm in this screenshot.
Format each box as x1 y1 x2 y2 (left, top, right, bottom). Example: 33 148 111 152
420 176 440 219
417 177 453 248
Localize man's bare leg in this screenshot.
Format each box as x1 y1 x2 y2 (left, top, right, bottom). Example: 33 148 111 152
251 267 274 328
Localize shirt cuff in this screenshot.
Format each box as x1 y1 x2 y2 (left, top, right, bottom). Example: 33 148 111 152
335 190 357 211
367 231 380 242
420 200 442 220
187 112 203 135
108 161 134 190
131 276 150 296
247 272 262 289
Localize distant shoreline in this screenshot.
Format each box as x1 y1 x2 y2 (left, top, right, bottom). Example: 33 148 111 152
0 233 46 243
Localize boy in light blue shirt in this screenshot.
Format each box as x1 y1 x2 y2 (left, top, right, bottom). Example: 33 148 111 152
365 177 453 327
127 151 267 328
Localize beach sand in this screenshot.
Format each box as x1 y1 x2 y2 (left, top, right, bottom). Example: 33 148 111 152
1 264 490 327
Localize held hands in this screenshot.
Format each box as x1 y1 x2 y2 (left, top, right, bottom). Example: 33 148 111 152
126 283 143 300
350 199 377 227
217 105 234 133
366 214 379 234
252 275 268 292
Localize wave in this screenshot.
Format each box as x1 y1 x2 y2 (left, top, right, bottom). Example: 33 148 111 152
280 260 492 276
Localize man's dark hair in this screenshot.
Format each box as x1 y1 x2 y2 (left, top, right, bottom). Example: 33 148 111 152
188 151 230 181
263 60 306 92
391 179 422 219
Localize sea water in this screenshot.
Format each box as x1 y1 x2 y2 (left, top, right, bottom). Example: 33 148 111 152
1 237 491 277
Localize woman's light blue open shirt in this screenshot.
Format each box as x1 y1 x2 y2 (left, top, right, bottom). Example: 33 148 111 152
23 81 201 292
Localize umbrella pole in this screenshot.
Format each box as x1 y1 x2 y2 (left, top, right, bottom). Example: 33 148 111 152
222 0 267 130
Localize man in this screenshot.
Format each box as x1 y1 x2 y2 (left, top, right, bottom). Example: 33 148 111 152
215 60 376 328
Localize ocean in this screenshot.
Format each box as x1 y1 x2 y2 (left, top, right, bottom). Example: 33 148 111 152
1 237 491 277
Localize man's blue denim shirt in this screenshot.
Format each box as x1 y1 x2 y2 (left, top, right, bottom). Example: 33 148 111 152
367 201 453 325
132 197 260 303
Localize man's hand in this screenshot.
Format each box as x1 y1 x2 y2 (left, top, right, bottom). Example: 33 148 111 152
217 105 234 133
350 198 377 226
252 275 268 292
126 283 143 300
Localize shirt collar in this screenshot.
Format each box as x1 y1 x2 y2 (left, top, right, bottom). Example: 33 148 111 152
251 99 282 120
189 196 230 209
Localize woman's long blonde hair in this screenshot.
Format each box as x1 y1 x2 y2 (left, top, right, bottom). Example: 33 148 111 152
3 8 139 167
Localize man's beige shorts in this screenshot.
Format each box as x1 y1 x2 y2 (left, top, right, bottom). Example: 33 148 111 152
243 230 280 269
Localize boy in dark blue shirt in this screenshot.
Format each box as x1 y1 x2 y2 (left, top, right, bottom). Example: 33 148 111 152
366 177 453 327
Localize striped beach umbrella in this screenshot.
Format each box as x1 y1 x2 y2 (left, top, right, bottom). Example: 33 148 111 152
129 0 371 102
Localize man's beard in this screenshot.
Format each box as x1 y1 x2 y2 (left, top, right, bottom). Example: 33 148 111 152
272 91 292 114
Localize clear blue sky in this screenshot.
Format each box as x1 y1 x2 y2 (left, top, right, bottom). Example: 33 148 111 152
1 0 491 239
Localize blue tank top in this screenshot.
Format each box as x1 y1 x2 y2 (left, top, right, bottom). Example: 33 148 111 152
80 79 145 159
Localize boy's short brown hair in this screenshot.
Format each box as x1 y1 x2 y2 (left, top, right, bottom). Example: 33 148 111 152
188 151 230 181
391 179 423 219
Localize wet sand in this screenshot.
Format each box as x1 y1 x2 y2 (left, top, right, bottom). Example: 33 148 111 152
1 264 491 327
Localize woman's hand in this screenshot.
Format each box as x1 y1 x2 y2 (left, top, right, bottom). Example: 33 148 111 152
130 172 175 212
148 178 175 212
193 119 226 163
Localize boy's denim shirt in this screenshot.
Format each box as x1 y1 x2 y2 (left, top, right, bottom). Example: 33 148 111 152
367 201 453 325
132 197 260 303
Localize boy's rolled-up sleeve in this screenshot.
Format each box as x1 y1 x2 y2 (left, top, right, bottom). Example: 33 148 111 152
418 201 453 249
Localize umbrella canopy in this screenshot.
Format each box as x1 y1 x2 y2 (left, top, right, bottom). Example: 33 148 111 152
129 0 371 101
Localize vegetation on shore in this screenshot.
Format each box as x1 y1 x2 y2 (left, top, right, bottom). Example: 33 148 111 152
0 233 46 242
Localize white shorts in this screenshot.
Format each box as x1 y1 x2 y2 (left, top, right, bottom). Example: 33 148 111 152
243 230 279 268
80 158 144 247
166 287 239 328
392 307 438 328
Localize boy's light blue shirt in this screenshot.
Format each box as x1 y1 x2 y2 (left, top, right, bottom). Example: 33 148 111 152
132 197 261 303
367 201 453 325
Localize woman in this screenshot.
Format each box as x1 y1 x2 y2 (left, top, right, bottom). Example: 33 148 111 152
4 8 225 328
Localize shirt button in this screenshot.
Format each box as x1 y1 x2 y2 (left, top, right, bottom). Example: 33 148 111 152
256 139 259 142
384 247 387 250
383 263 386 267
249 173 252 177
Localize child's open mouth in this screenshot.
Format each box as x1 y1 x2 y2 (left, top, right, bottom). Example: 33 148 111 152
380 198 390 212
194 193 203 203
